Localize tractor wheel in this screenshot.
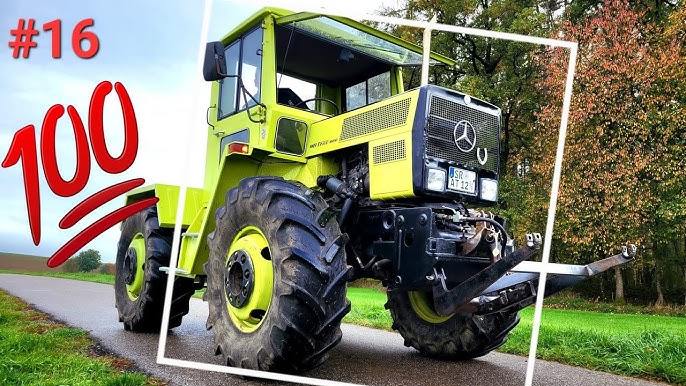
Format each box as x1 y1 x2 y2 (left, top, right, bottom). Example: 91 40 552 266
114 207 196 332
204 177 350 373
386 290 520 359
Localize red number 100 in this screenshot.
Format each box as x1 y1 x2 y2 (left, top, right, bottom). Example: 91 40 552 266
2 81 138 246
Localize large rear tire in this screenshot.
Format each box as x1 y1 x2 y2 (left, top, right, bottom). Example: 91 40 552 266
204 177 350 373
114 207 196 332
386 290 519 359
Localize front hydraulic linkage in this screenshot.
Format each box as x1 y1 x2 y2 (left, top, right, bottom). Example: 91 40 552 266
431 233 543 316
472 244 638 315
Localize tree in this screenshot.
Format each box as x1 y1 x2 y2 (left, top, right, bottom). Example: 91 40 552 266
535 0 685 304
61 258 80 273
381 0 686 304
99 263 116 275
74 249 102 272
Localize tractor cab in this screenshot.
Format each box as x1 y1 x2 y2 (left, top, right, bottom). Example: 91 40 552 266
202 8 453 166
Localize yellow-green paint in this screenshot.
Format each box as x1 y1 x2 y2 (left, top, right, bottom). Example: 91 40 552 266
125 184 206 228
368 131 415 200
391 67 405 95
126 233 146 301
408 291 452 324
225 226 273 332
305 90 421 157
180 153 261 276
177 206 207 277
258 156 339 188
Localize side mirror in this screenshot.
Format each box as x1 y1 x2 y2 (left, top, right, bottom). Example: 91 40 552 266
203 41 227 81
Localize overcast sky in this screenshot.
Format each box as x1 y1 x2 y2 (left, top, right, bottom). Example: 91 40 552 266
0 0 390 264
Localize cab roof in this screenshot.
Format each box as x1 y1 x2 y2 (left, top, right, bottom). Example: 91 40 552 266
219 7 456 68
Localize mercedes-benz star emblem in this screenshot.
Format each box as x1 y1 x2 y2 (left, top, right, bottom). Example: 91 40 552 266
453 120 476 153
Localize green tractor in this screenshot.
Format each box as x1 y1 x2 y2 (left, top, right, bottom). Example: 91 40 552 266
114 7 636 373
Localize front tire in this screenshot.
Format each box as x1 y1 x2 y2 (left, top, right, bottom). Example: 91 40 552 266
114 207 195 332
387 290 519 359
204 177 350 373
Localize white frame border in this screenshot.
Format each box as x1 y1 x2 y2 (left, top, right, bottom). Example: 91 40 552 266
156 2 578 386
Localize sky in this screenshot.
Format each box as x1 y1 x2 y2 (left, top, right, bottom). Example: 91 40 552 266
0 0 391 264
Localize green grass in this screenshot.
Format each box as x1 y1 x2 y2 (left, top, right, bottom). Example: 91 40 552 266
0 290 156 386
544 294 686 317
343 287 392 329
502 308 686 385
0 269 115 285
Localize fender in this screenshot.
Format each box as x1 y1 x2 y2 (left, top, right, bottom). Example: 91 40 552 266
124 184 206 228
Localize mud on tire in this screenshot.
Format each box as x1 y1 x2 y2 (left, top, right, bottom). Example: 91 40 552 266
114 207 196 332
386 290 520 359
204 177 350 373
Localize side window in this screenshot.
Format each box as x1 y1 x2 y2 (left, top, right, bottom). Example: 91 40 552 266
275 118 308 155
345 71 391 111
218 42 239 118
239 28 263 109
217 27 263 119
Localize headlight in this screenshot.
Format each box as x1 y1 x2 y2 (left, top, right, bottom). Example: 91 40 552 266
426 168 446 192
480 178 498 201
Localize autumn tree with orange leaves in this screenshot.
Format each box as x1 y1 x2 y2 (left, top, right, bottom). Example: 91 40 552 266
533 0 685 303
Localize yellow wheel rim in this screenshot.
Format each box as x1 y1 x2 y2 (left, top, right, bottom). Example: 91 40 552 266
126 233 146 301
225 226 273 333
408 291 453 324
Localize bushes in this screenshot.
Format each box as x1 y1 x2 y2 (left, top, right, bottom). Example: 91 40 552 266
60 250 111 274
98 263 115 275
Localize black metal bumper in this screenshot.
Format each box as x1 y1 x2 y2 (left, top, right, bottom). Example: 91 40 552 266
356 206 499 289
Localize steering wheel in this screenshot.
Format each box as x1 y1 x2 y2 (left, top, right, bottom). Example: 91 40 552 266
295 98 340 115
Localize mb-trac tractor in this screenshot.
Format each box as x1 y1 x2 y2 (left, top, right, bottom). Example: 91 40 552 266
114 7 636 373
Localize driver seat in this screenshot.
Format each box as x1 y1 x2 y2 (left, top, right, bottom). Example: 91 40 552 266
277 88 304 107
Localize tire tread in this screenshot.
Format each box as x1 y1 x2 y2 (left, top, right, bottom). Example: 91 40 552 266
204 177 349 373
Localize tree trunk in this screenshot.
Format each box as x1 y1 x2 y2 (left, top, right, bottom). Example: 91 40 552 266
681 233 686 306
614 267 624 302
655 268 665 307
599 274 605 301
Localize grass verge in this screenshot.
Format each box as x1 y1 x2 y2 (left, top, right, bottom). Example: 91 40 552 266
503 307 686 385
0 269 115 285
544 294 686 317
343 287 391 330
0 289 160 386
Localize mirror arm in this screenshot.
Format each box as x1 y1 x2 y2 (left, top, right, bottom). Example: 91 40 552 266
215 57 228 78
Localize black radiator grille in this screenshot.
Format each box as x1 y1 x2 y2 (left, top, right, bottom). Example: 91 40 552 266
426 95 500 173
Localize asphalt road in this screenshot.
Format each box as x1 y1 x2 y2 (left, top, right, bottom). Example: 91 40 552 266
0 274 670 386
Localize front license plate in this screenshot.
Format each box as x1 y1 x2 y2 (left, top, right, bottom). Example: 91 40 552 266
448 167 476 194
